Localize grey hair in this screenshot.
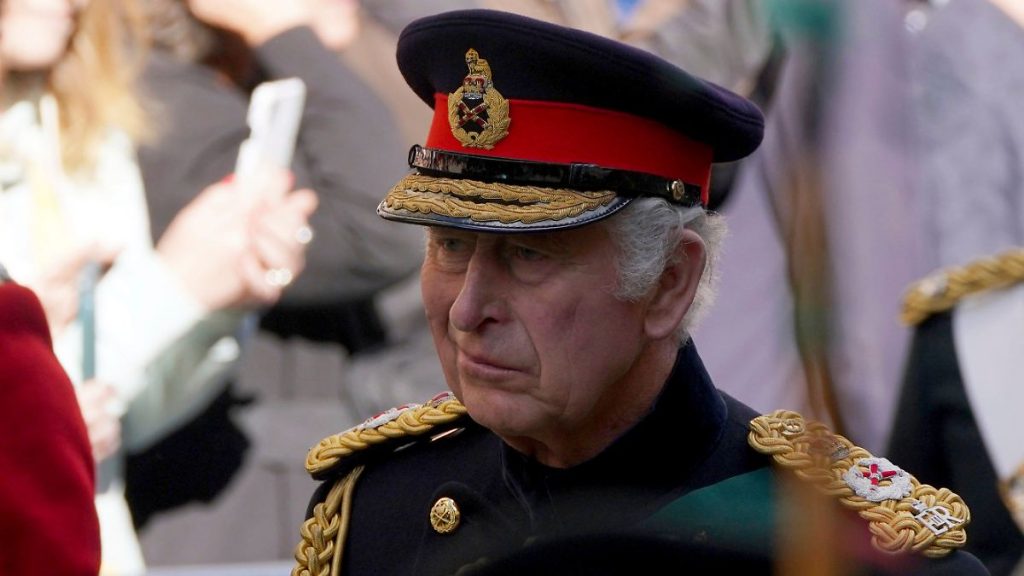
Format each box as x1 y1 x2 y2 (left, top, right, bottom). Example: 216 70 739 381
606 198 727 342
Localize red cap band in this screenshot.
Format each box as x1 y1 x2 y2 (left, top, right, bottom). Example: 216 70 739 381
427 94 713 204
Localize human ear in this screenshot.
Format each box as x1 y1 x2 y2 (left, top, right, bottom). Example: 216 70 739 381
643 228 705 340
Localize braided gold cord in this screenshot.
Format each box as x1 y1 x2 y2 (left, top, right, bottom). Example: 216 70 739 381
901 248 1024 326
749 410 970 558
384 174 617 225
1000 462 1024 532
306 397 468 476
292 466 365 576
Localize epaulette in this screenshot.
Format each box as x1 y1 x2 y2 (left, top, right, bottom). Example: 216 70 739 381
305 391 469 479
748 410 970 559
901 248 1024 326
295 392 468 576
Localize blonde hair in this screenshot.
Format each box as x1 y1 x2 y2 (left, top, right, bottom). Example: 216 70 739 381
46 0 149 172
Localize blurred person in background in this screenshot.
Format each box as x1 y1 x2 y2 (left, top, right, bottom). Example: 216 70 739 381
0 268 100 575
313 0 482 421
887 1 1024 574
125 0 427 566
0 0 317 573
338 0 481 149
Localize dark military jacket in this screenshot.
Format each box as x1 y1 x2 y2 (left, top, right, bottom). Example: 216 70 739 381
298 343 989 576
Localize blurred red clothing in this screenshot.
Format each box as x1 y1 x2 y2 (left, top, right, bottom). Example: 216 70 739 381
0 280 100 575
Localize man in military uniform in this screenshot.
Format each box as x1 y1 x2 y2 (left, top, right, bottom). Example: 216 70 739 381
292 10 988 576
891 250 1024 576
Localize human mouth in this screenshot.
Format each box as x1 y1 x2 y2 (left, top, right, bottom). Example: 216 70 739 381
457 350 518 379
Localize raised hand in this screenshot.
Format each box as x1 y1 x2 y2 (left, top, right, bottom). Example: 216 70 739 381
75 378 124 462
185 0 313 46
27 242 120 337
156 169 318 311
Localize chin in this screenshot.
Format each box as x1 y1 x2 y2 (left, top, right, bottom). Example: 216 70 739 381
459 385 536 434
1 36 69 70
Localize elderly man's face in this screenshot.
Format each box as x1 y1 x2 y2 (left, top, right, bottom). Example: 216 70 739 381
421 222 651 451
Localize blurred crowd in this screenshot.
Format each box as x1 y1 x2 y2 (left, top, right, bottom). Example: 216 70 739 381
0 0 1021 575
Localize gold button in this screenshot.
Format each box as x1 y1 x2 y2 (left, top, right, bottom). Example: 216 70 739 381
430 497 460 534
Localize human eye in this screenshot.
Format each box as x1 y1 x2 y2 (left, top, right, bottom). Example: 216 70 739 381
428 231 473 271
505 241 557 283
437 236 469 253
509 244 545 262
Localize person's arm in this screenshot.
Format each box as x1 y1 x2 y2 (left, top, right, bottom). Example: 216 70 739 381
255 26 423 303
52 133 210 402
621 0 773 96
138 25 421 306
73 135 314 408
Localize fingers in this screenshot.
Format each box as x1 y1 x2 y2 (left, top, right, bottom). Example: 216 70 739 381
285 187 319 217
163 174 317 309
76 380 124 461
236 167 294 206
251 226 307 283
48 240 122 283
242 187 318 299
30 241 123 335
239 249 282 305
251 191 317 264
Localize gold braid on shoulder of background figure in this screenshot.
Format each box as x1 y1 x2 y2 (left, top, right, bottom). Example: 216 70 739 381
292 392 468 576
749 410 971 558
901 248 1024 326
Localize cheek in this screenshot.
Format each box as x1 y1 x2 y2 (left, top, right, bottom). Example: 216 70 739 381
0 12 75 70
420 268 454 328
420 269 465 393
541 296 643 378
420 268 458 347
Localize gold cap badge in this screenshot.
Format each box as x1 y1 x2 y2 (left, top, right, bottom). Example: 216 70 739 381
448 48 510 149
430 496 461 534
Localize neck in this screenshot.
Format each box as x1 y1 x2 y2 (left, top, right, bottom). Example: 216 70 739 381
2 71 47 111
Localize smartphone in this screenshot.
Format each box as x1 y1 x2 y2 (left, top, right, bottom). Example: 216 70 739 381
234 77 307 190
79 260 100 380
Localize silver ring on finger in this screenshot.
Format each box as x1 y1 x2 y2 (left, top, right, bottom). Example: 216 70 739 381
294 225 314 246
264 268 294 288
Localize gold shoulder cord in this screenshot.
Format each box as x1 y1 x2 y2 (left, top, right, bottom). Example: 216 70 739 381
306 396 468 476
901 248 1024 326
293 396 468 576
749 410 970 558
292 465 365 576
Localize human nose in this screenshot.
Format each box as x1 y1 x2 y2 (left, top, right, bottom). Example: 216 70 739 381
448 249 504 333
